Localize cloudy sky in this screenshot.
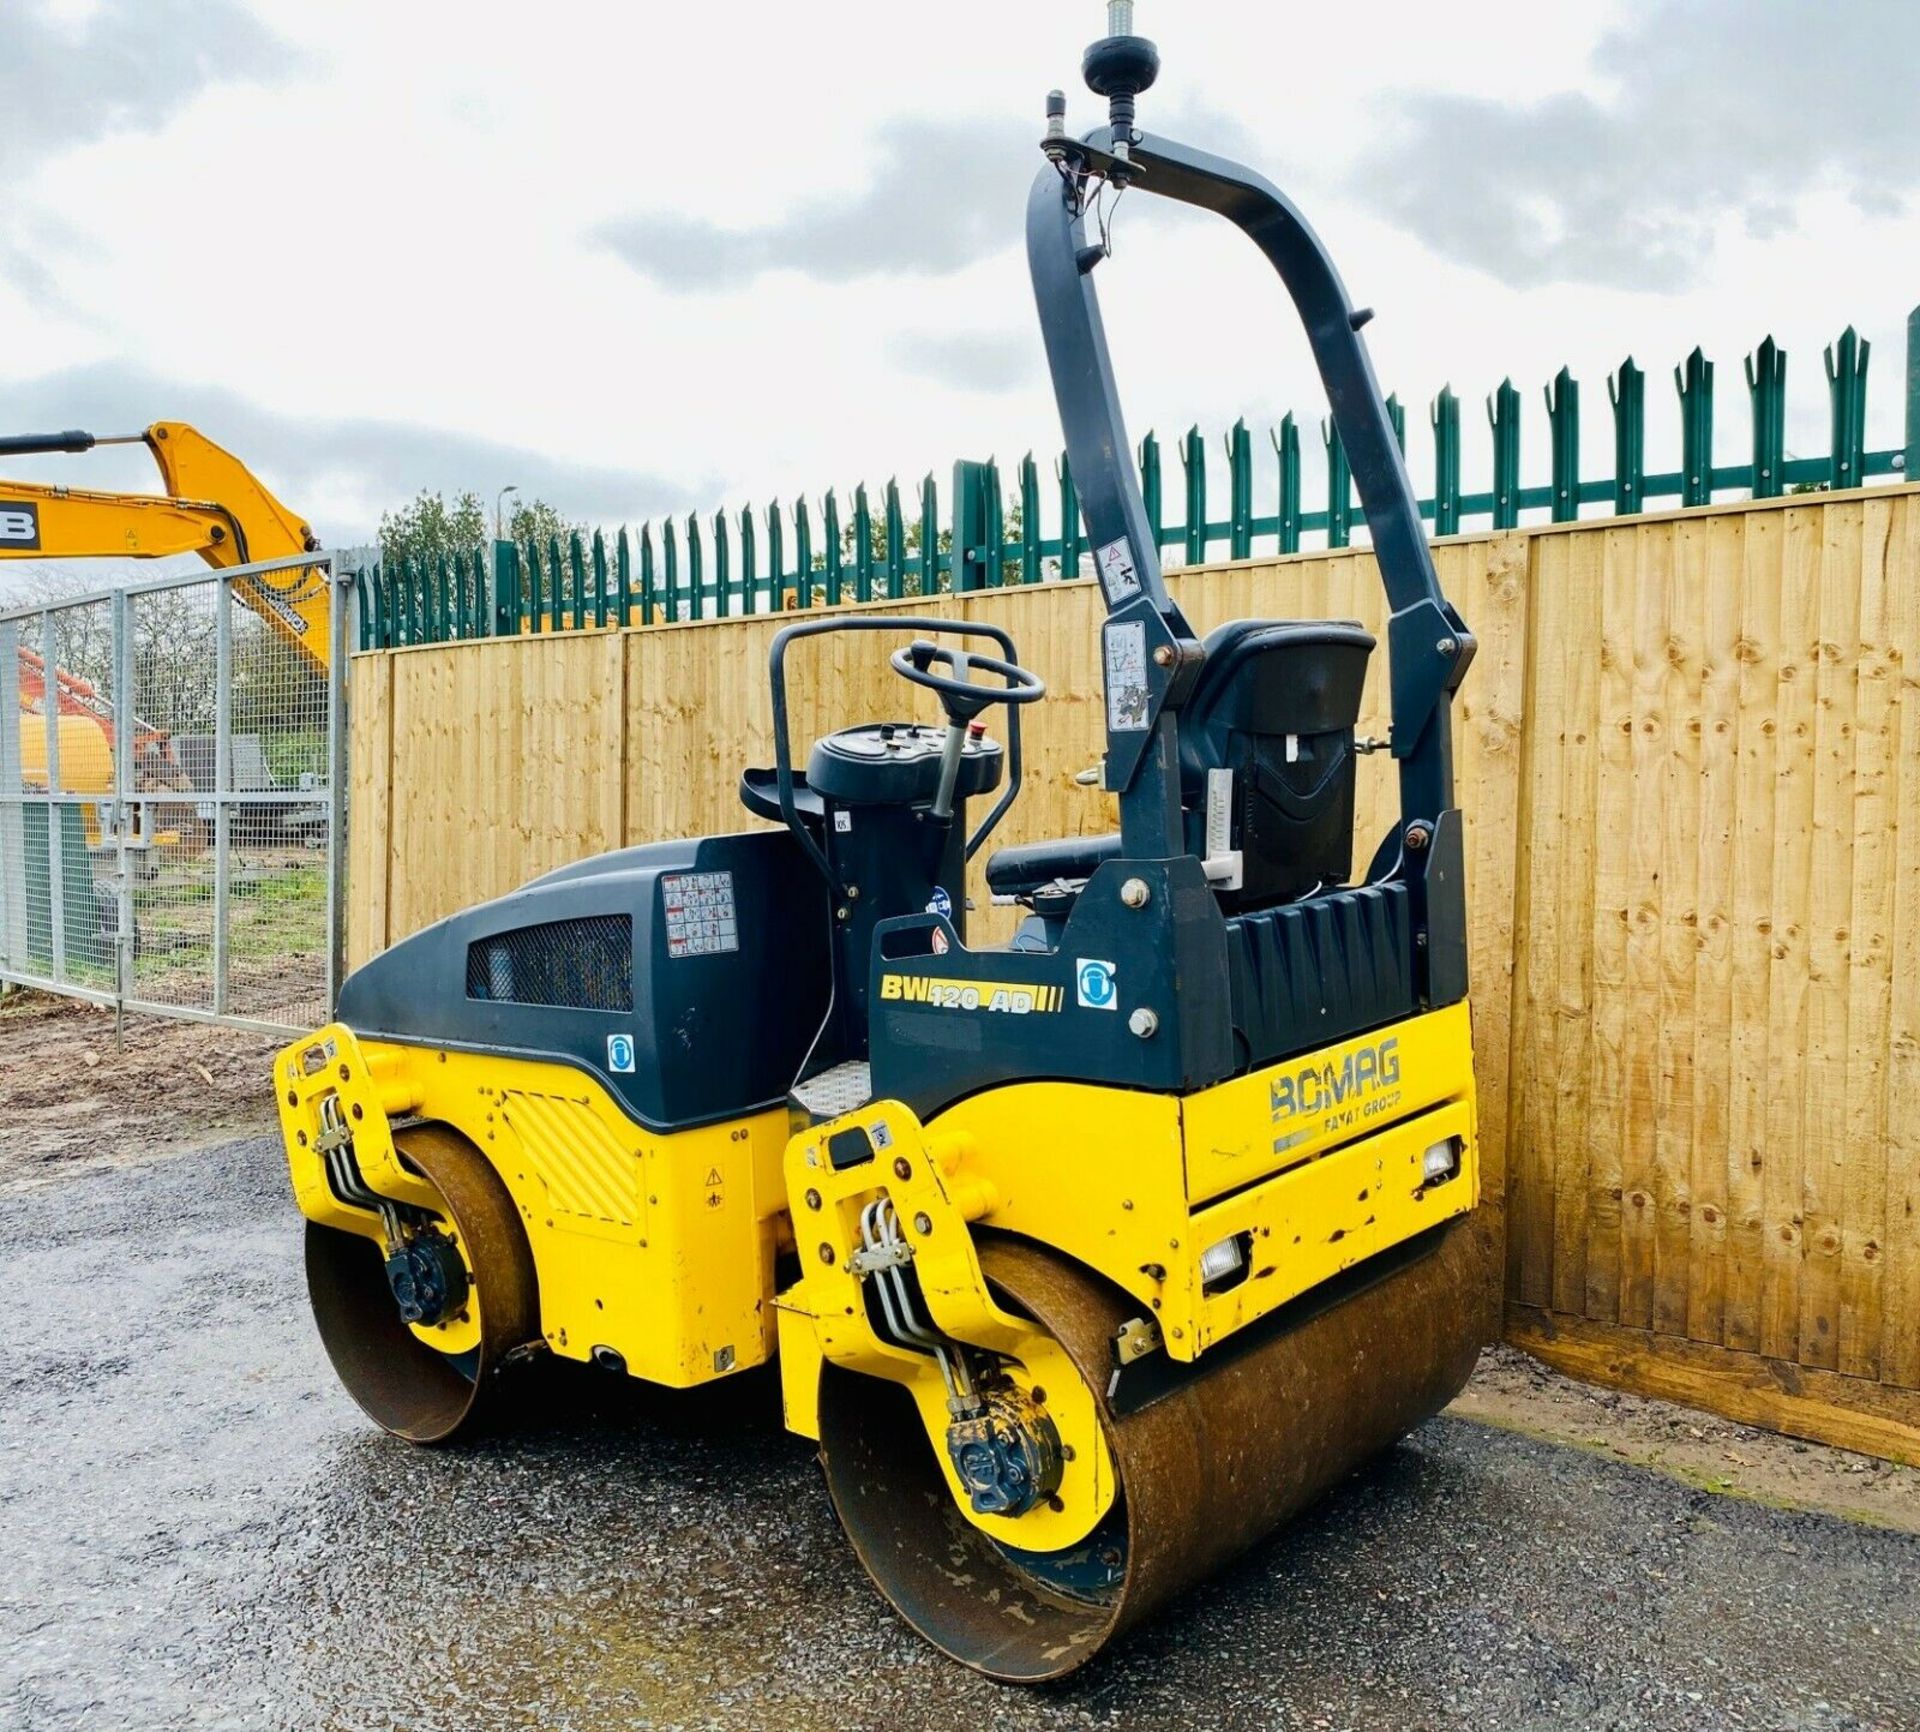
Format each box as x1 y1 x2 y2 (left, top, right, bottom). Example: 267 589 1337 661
3 0 1916 593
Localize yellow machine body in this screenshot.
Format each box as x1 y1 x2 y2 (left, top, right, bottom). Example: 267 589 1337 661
773 1001 1477 1550
276 998 1474 1556
276 1025 792 1386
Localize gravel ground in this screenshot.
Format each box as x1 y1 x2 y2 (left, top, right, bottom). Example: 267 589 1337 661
2 1135 1916 1732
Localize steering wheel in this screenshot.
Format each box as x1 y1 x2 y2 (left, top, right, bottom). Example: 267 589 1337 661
890 638 1046 723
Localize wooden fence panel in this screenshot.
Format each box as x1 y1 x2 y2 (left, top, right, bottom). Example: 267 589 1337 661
1507 488 1920 1462
345 485 1920 1461
378 633 627 950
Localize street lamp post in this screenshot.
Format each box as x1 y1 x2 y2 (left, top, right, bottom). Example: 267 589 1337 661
495 483 520 542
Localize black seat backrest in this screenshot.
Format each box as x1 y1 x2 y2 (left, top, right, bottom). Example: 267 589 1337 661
1176 618 1374 913
984 618 1374 917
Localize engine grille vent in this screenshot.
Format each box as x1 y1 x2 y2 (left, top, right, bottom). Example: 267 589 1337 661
466 914 633 1012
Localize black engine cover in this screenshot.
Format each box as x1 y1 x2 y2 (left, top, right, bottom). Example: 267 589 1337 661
337 829 830 1132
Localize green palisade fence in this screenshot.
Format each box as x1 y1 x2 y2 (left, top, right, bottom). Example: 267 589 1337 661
359 310 1920 650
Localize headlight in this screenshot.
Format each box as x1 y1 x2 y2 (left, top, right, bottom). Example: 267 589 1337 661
1422 1136 1462 1186
1199 1232 1248 1289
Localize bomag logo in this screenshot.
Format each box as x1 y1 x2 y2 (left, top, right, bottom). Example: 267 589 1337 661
1271 1036 1401 1122
878 974 1063 1014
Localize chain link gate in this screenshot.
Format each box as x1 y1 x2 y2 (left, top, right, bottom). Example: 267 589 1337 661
0 553 346 1035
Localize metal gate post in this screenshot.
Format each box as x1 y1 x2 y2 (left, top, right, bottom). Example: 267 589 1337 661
40 609 64 982
1906 302 1918 482
326 556 347 1012
0 619 24 975
212 574 233 1016
110 587 133 1039
492 539 520 635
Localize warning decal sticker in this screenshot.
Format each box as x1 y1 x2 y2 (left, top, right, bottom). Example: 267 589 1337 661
1095 536 1140 605
662 871 739 958
1104 620 1150 733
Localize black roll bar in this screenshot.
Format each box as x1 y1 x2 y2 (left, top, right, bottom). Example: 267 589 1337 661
1026 121 1477 859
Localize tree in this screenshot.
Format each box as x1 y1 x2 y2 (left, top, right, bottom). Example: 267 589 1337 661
376 489 585 569
507 498 578 549
377 489 487 567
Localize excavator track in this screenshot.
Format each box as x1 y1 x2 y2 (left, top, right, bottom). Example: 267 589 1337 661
817 1220 1484 1682
305 1124 539 1445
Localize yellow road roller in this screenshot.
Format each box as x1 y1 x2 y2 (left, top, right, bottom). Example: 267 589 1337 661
275 5 1486 1681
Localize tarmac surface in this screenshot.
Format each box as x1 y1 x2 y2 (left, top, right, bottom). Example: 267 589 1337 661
2 1134 1917 1732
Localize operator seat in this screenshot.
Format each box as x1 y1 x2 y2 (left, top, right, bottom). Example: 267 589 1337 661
985 617 1374 920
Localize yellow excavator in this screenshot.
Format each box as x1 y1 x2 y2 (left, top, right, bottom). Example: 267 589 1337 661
1 422 327 811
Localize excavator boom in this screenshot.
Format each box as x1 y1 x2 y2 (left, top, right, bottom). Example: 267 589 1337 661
0 421 330 670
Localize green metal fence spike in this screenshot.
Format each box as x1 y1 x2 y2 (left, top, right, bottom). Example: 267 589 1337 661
591 528 608 628
1272 415 1301 554
985 458 1005 588
739 506 758 616
686 512 705 621
1545 367 1580 523
1431 387 1461 535
527 541 545 634
712 509 732 618
1745 336 1787 499
1487 379 1520 529
1138 430 1163 555
1227 417 1253 559
1181 424 1206 564
615 526 632 626
821 489 841 607
1019 453 1041 585
1385 393 1407 457
1675 347 1714 508
1826 325 1869 492
1057 452 1082 578
661 519 680 623
1322 415 1353 547
918 473 938 595
543 535 562 628
638 522 657 627
794 501 815 610
1609 359 1645 515
883 478 905 599
765 500 785 613
852 483 874 602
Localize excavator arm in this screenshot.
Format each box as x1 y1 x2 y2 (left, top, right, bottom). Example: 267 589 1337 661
0 422 331 670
